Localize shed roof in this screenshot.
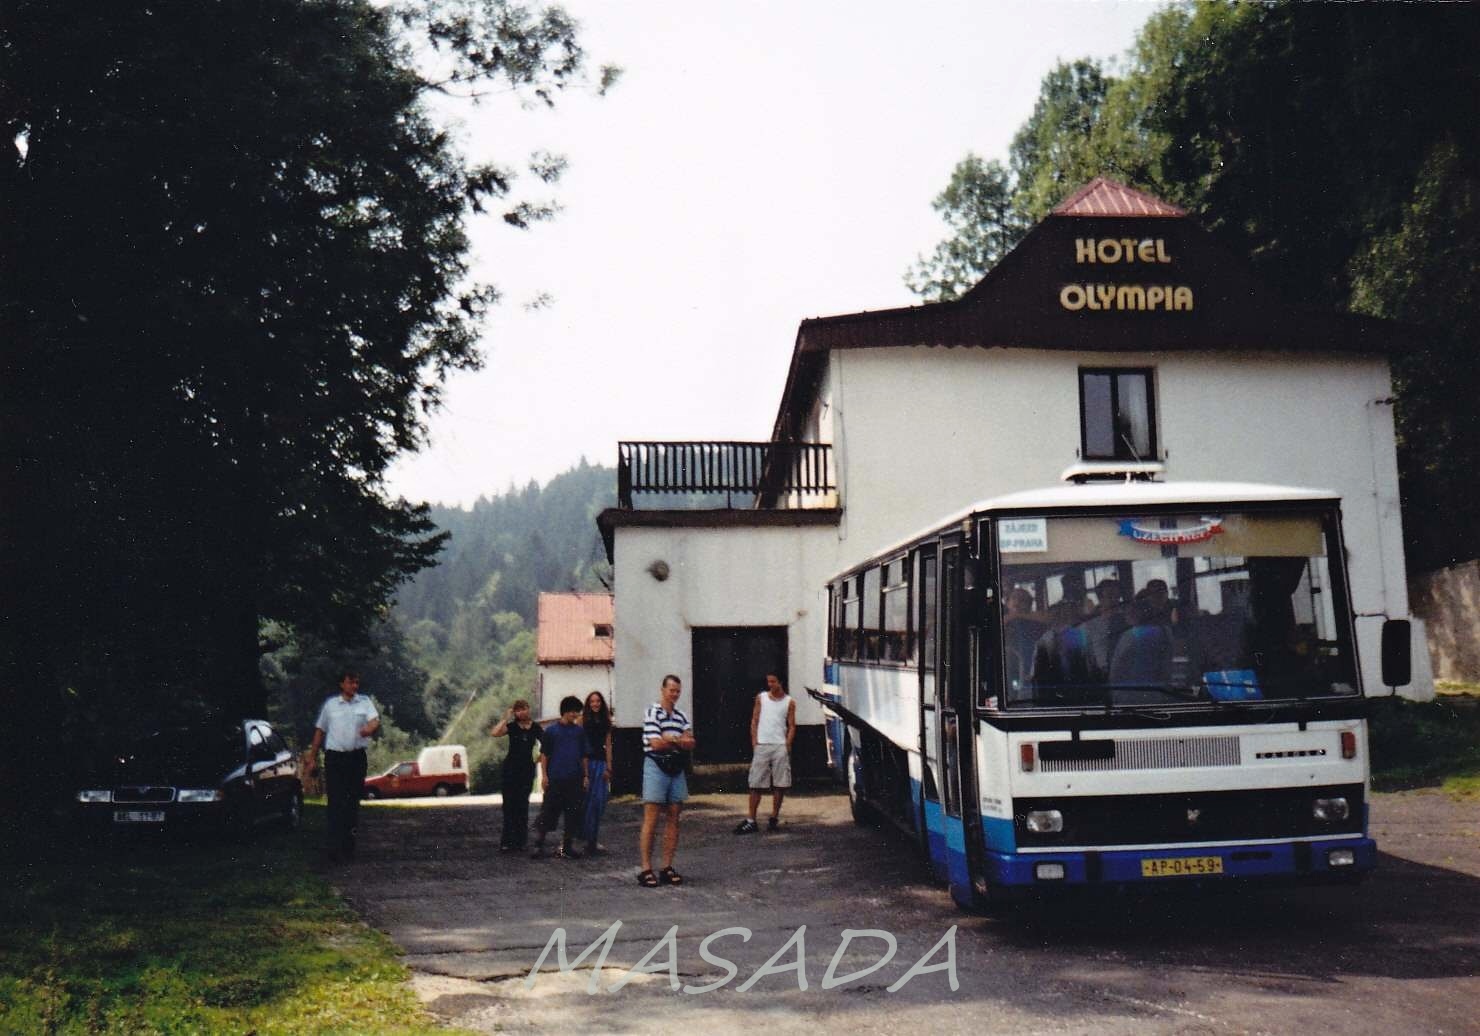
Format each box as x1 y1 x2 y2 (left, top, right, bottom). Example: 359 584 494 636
536 592 614 665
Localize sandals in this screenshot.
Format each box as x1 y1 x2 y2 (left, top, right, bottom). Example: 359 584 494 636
637 866 686 887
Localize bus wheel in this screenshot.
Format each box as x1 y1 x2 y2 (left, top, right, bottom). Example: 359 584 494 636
846 745 875 825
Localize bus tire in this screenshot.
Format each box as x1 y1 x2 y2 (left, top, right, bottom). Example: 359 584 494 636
846 745 876 826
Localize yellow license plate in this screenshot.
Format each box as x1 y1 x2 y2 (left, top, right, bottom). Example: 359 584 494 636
1141 855 1224 878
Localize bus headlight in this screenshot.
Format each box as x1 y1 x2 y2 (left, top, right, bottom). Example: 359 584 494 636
76 789 112 803
1327 849 1356 868
1035 862 1066 881
1026 809 1063 833
1313 797 1350 822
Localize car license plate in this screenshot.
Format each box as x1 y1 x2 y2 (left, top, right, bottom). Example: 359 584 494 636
1141 855 1223 877
113 810 166 823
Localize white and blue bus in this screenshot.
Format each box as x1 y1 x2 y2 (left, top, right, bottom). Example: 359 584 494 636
815 481 1410 910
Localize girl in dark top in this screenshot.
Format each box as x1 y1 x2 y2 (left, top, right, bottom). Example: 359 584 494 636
489 699 543 852
580 691 614 855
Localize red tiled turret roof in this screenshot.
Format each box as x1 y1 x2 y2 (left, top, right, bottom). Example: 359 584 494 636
1052 177 1186 218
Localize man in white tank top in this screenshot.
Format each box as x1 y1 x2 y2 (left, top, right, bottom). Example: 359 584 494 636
734 673 796 833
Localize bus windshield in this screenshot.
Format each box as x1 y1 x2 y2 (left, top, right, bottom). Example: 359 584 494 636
995 508 1357 708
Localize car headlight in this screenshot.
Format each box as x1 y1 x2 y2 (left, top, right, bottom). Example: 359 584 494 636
1026 809 1064 833
177 789 223 803
1313 797 1350 822
76 789 112 803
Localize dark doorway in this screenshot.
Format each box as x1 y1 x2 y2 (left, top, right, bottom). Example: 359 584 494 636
691 627 788 763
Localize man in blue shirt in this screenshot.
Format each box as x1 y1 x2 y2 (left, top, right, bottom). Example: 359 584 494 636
305 668 380 862
532 696 589 859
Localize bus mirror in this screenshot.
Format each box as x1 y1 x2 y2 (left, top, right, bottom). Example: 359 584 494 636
962 558 984 593
1380 619 1411 689
961 560 990 625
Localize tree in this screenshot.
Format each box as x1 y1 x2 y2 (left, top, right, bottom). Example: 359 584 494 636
904 155 1026 302
1008 59 1115 222
0 0 609 805
1351 141 1480 572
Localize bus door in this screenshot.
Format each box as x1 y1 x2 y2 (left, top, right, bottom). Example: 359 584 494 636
938 535 984 907
915 545 946 877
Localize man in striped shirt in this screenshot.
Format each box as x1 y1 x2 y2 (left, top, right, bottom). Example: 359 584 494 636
636 674 696 888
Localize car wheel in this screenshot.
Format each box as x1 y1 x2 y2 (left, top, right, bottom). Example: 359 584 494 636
434 784 450 798
363 787 379 800
283 789 303 830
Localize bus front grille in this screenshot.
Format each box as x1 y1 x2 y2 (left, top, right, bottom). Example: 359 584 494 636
1039 735 1241 772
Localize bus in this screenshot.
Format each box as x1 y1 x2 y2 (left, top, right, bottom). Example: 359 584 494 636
814 481 1410 910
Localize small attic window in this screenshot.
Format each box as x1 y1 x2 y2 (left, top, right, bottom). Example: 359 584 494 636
593 623 613 639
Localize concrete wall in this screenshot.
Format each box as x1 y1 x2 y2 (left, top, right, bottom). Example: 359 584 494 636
1411 561 1480 683
536 663 615 721
826 346 1430 699
611 523 838 728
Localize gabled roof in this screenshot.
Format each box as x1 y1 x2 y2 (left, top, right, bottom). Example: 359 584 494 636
536 592 614 665
770 177 1412 441
1053 177 1186 217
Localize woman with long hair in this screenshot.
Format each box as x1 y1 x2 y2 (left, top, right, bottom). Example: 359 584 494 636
580 691 614 855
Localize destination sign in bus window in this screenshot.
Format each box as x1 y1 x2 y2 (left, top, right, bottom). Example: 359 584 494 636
1000 518 1047 553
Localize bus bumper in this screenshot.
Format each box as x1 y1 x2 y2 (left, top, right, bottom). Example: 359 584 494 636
984 837 1376 888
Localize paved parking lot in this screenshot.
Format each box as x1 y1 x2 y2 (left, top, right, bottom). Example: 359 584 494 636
334 788 1480 1034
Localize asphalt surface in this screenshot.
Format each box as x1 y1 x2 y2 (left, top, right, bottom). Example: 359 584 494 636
332 788 1480 1035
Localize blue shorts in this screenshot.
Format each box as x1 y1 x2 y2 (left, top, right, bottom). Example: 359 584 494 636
642 756 689 804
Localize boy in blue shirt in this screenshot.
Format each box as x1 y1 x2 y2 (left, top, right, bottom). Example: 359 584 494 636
532 696 589 859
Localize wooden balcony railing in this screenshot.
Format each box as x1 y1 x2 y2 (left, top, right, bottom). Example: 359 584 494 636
616 441 834 509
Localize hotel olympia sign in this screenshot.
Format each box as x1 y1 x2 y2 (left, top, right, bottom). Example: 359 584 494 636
1059 235 1195 314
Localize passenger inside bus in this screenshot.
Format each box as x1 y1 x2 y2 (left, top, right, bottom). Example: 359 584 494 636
999 513 1356 706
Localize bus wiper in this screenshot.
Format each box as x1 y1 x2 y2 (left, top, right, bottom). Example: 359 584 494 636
1094 683 1207 703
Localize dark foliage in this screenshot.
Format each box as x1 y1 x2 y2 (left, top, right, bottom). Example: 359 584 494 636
395 459 615 630
0 0 599 815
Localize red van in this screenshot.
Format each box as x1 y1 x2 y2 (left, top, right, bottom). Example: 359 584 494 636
362 745 468 799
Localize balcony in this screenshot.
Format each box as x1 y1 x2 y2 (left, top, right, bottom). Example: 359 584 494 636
616 441 835 510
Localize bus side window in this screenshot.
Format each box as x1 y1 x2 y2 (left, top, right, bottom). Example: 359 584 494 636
882 557 909 662
920 552 937 673
862 565 882 661
842 578 860 659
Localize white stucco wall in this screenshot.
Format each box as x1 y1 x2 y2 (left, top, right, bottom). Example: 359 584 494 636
611 523 838 727
537 663 615 721
826 346 1430 698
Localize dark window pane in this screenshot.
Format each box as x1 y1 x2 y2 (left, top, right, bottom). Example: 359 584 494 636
1082 373 1114 457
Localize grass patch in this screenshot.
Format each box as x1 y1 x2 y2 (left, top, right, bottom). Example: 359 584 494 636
1368 694 1480 794
0 807 471 1035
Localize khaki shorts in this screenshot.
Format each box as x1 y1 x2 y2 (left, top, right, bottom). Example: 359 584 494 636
748 742 791 789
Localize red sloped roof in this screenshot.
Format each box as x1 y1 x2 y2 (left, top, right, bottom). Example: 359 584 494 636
1052 177 1186 217
536 592 614 664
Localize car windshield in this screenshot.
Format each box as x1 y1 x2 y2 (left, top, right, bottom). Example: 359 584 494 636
995 507 1356 708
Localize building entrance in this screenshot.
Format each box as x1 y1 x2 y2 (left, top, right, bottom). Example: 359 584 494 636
690 627 788 763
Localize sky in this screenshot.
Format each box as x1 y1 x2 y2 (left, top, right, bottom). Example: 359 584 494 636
386 0 1159 508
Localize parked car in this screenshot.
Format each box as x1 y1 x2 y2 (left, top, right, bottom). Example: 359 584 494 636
363 745 469 799
74 718 302 836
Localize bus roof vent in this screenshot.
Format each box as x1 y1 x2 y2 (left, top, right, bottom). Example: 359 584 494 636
1060 461 1166 485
